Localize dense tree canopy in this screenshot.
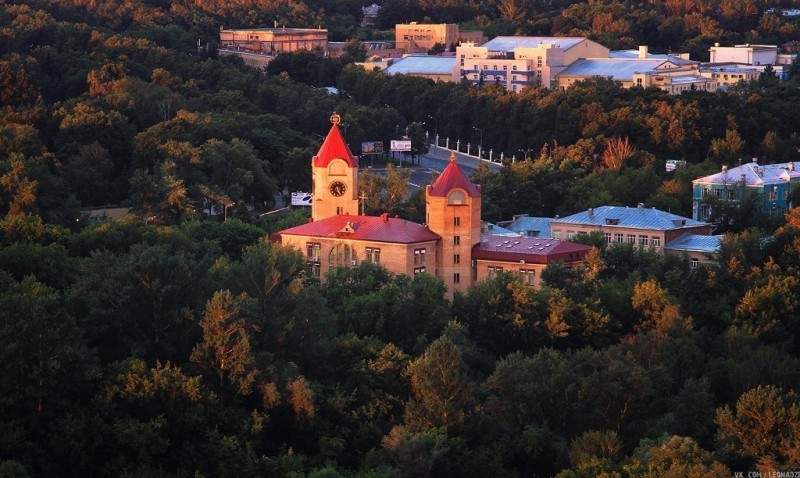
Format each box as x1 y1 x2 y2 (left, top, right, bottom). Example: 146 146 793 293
2 0 800 476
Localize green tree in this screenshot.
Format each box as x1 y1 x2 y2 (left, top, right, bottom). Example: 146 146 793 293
0 276 91 414
190 290 257 398
405 122 429 165
404 336 476 431
716 385 800 472
627 435 730 477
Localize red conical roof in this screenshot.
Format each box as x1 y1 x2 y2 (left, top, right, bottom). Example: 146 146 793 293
427 151 481 197
313 116 358 168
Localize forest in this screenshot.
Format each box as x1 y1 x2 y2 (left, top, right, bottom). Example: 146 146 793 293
2 0 800 476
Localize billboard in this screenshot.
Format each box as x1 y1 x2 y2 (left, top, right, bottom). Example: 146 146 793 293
390 140 412 152
665 160 686 172
361 141 384 154
291 192 312 207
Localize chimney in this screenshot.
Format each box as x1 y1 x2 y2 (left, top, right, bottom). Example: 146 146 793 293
789 162 795 171
722 165 728 172
381 212 389 223
637 203 645 208
638 45 648 59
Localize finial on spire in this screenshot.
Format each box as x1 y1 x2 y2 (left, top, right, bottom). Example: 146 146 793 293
330 112 341 125
450 150 456 162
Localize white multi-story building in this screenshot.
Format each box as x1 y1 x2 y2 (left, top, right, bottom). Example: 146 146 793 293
454 36 609 91
707 43 797 80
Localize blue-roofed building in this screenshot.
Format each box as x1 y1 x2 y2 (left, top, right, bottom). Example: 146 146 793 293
384 55 457 81
557 45 716 93
691 159 800 221
664 234 724 267
497 215 554 238
550 204 712 250
454 36 609 92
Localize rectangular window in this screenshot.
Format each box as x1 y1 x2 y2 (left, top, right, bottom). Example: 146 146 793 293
366 247 381 264
615 233 624 243
768 189 778 201
306 242 321 261
454 254 460 264
503 65 507 71
627 234 636 244
454 236 460 245
488 266 504 279
414 266 426 274
783 190 789 200
493 65 497 70
512 65 518 70
604 232 612 244
454 217 460 227
714 189 721 197
651 237 660 248
414 248 426 266
690 258 699 268
336 206 344 215
639 235 649 247
553 231 562 240
520 269 535 285
453 273 460 283
567 231 576 240
701 187 709 198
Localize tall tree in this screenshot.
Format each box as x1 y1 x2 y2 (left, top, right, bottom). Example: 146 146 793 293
191 290 257 398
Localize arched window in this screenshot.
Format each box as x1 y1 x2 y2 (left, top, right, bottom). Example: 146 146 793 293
329 243 358 267
448 190 466 205
328 159 347 176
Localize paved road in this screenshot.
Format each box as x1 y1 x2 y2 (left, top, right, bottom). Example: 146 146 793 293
369 145 505 191
420 145 504 175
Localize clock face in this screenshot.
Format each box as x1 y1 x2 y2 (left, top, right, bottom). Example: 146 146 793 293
329 181 346 197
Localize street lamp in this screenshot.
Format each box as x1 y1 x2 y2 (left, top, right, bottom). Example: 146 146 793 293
473 126 483 158
223 202 234 221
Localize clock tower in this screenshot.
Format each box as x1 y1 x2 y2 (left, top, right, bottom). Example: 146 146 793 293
311 113 359 221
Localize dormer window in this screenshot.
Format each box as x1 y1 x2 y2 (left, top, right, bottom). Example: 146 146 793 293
605 218 620 225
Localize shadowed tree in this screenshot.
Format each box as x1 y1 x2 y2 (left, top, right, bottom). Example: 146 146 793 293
404 336 476 431
190 290 257 398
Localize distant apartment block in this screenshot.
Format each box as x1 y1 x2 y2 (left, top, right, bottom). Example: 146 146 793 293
219 27 328 56
692 159 800 221
502 206 720 265
454 36 609 91
549 205 712 251
707 43 797 80
396 23 486 54
699 66 760 88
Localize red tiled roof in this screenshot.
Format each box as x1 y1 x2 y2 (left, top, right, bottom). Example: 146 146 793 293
276 214 440 244
427 154 481 197
471 234 591 264
313 123 358 168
